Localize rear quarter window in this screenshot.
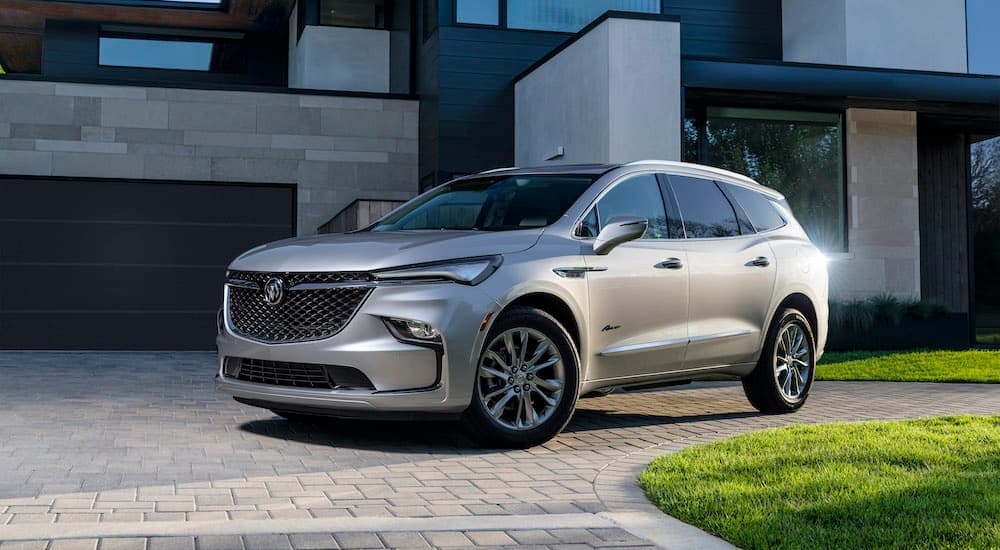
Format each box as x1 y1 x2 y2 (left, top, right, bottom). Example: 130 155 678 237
726 183 787 233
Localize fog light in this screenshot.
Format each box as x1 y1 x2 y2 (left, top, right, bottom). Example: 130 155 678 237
403 319 440 340
383 317 443 349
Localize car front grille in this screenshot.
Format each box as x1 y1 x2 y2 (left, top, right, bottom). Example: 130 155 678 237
224 357 374 390
227 270 373 344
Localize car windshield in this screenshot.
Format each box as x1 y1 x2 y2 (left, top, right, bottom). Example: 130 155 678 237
369 174 597 232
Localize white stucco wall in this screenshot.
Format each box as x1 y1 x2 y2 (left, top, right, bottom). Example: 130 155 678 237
783 0 968 73
515 17 681 166
288 25 391 93
782 0 846 66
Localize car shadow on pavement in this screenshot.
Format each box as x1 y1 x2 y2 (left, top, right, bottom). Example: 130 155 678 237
237 407 764 451
239 416 481 453
564 408 763 433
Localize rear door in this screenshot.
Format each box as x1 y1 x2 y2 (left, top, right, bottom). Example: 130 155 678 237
582 173 689 382
665 175 776 369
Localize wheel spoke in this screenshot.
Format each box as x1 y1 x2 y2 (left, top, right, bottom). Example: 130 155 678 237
486 350 511 372
782 371 792 395
534 377 563 392
791 358 810 369
517 329 529 366
525 340 550 367
794 366 807 386
532 387 557 406
522 391 535 426
489 390 516 419
526 357 559 374
791 328 804 354
479 365 508 380
483 385 509 400
775 363 789 377
503 332 515 365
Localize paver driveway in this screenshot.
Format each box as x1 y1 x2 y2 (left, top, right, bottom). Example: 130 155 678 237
0 352 997 549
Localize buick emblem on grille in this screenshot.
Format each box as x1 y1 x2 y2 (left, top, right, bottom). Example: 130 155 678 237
262 277 285 306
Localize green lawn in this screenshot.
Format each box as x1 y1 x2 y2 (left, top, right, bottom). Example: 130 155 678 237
639 416 1000 550
817 350 1000 383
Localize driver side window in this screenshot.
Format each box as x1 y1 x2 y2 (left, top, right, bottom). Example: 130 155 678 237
576 174 672 239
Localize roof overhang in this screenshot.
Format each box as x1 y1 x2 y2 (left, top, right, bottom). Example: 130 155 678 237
682 56 1000 107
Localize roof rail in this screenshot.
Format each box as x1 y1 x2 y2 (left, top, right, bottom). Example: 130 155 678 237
623 159 672 166
479 166 519 174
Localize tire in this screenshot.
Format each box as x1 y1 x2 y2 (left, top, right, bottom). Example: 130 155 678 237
462 306 580 448
742 308 816 414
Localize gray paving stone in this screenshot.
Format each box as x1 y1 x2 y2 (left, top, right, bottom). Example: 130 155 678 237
331 533 383 549
241 535 290 550
286 534 338 550
147 539 194 550
96 539 147 550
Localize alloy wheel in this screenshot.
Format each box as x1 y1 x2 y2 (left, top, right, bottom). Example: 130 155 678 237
773 321 812 401
476 328 566 430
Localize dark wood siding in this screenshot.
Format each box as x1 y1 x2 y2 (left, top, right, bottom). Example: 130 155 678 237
43 20 286 87
918 121 970 313
0 178 295 350
435 25 564 178
663 0 781 59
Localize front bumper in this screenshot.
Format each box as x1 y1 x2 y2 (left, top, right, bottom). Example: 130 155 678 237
216 281 499 415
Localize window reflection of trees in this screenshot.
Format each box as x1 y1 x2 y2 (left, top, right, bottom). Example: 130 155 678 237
971 136 1000 344
685 110 845 251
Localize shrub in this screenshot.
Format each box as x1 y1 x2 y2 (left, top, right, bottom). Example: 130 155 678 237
829 295 948 332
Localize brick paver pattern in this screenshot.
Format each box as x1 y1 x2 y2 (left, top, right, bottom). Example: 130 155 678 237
0 352 997 548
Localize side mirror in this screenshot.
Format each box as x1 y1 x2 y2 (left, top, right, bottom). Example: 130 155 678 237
593 216 647 255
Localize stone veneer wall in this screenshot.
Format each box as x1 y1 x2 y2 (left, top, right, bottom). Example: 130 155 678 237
0 80 418 236
829 108 921 300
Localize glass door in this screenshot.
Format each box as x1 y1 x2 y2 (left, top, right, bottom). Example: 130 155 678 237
971 135 1000 345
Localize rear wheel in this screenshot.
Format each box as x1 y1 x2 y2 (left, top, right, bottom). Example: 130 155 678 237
463 306 580 448
742 308 815 413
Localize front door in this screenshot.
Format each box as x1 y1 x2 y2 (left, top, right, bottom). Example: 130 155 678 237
580 173 690 382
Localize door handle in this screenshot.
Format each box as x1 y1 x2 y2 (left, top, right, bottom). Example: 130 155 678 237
655 258 684 270
746 256 770 268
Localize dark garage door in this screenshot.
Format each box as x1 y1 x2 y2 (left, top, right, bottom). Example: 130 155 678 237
0 177 295 350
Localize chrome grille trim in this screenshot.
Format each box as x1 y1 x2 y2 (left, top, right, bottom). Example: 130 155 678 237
226 271 373 344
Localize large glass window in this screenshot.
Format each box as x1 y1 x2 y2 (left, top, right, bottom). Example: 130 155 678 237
686 107 845 250
593 174 672 239
507 0 659 32
98 36 247 73
971 135 1000 345
370 175 595 232
669 176 741 239
456 0 500 25
319 0 385 28
967 0 1000 75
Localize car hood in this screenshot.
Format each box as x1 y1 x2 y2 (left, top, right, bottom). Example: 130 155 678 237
228 229 544 273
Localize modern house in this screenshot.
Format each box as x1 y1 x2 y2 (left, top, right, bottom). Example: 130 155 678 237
0 0 997 350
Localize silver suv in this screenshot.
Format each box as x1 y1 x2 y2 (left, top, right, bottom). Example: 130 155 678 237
216 161 828 447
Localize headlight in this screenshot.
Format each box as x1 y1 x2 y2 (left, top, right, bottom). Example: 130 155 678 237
374 256 502 285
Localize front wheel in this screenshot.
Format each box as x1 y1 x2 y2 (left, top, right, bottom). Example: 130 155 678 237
462 306 580 448
742 308 816 413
